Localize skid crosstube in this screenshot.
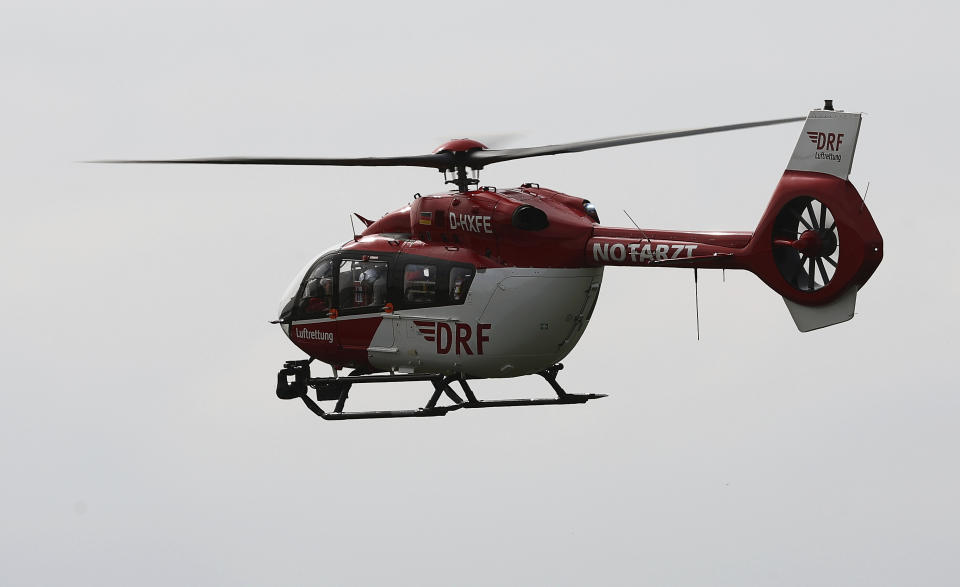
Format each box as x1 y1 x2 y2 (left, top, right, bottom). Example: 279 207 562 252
275 361 605 420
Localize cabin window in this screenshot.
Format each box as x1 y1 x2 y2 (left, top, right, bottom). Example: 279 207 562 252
338 259 389 310
298 260 334 318
403 264 438 304
449 266 474 303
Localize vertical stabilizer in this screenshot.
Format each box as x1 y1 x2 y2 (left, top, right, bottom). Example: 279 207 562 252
786 106 862 180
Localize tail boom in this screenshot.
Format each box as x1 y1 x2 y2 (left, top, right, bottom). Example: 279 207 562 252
587 228 752 269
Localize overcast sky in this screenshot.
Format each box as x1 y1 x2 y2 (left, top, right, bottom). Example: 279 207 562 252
2 1 958 585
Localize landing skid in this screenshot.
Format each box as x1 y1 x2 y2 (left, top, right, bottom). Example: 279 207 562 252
275 361 605 420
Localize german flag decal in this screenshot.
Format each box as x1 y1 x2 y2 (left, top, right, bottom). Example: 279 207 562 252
419 211 433 225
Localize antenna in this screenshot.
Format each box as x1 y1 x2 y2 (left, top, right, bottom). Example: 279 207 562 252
622 210 653 245
349 214 358 241
694 268 700 340
860 181 871 212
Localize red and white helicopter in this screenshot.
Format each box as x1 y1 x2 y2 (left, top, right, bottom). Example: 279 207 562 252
111 100 883 420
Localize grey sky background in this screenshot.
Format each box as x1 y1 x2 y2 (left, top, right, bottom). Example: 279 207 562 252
2 1 958 585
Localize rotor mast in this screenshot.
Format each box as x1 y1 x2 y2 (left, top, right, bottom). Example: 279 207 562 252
445 163 479 193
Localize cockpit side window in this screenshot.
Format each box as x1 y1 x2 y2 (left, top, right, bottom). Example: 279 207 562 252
403 264 438 305
449 266 474 303
392 255 475 310
298 260 334 319
338 259 389 311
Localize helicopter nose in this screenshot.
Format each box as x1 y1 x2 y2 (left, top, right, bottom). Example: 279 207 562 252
277 297 295 323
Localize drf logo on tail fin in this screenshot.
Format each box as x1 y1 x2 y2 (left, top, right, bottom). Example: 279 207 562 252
807 131 844 151
414 320 491 355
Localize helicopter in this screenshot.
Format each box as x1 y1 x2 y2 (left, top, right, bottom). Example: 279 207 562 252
107 100 883 420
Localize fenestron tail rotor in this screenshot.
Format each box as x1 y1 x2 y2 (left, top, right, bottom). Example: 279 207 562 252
772 197 840 291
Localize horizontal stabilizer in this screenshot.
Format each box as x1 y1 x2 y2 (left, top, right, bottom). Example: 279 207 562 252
783 286 857 332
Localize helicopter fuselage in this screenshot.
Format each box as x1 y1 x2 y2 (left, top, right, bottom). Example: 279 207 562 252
283 262 604 378
278 185 607 377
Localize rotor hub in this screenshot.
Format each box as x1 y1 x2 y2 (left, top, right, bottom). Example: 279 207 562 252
433 139 488 154
434 139 488 193
794 230 821 256
817 228 838 257
792 229 837 258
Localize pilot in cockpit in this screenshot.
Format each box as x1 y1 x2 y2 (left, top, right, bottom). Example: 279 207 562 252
300 261 333 315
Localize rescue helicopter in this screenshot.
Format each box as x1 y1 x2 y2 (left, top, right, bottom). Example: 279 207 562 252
106 100 883 420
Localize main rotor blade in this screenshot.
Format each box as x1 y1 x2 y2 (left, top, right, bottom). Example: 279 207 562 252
94 115 804 172
465 116 805 166
93 153 454 169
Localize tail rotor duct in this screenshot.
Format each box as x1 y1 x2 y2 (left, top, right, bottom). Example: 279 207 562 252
772 196 840 291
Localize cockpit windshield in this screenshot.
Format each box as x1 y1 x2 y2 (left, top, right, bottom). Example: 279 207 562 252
277 255 317 321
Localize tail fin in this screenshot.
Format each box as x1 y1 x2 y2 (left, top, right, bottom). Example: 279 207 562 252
746 104 883 332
